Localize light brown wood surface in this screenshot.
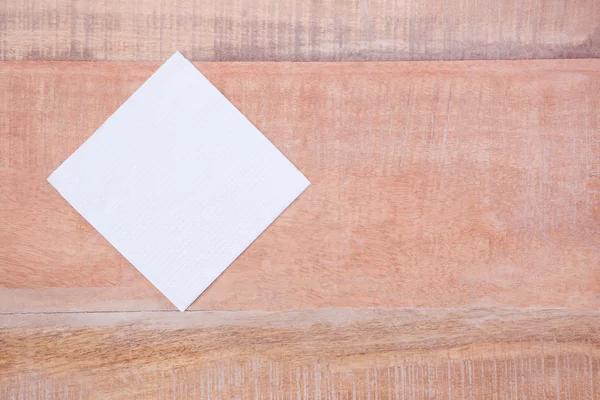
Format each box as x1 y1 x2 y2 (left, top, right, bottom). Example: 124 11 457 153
2 308 600 398
2 60 600 397
1 0 599 61
2 1 600 398
1 60 599 313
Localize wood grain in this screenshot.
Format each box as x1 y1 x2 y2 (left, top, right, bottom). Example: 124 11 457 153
1 0 599 61
1 60 599 313
1 308 600 398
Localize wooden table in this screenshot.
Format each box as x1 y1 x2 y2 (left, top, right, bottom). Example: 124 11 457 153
1 1 600 399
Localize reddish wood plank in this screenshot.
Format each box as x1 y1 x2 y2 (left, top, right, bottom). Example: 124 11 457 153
0 60 599 312
1 0 599 61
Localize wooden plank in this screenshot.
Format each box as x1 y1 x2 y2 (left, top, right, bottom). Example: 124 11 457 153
1 60 599 313
1 308 600 398
1 0 599 61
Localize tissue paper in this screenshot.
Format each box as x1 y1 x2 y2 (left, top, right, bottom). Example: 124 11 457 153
48 52 310 311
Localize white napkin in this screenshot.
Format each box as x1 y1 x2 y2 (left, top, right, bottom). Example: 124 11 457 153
48 52 310 311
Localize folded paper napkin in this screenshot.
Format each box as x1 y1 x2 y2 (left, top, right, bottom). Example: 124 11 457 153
48 52 310 311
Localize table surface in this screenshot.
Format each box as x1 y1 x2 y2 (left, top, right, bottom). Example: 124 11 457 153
1 0 599 62
1 1 600 399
